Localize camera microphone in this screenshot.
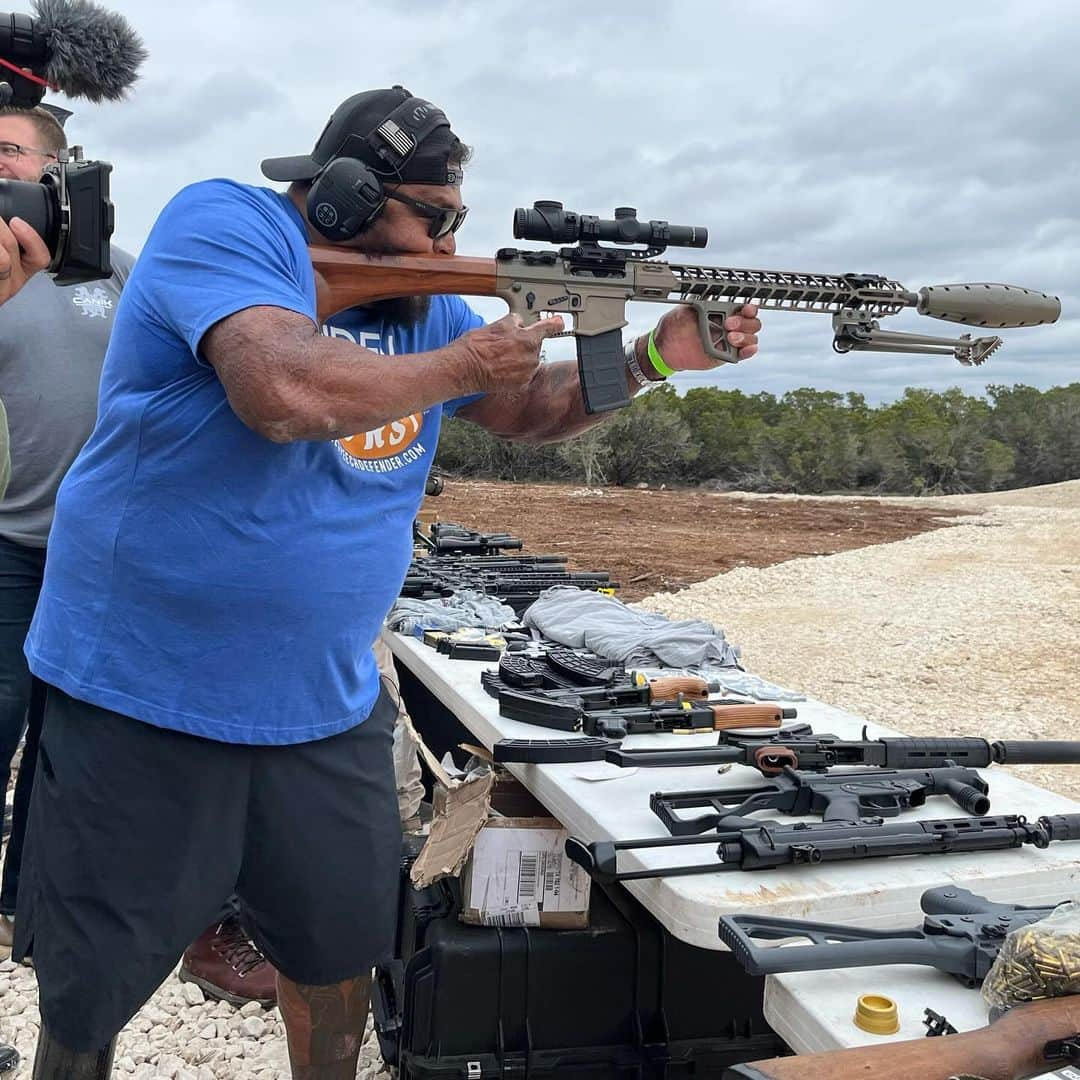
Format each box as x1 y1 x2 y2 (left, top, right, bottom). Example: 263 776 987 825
1 0 146 107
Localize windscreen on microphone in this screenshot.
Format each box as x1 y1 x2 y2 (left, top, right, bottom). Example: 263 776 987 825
32 0 145 101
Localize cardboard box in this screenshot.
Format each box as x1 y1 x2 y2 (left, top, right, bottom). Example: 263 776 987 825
459 815 592 929
407 737 591 929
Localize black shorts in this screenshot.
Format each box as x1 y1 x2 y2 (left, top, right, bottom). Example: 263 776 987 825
14 684 402 1051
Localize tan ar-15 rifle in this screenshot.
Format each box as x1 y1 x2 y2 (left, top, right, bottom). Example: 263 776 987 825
312 200 1061 415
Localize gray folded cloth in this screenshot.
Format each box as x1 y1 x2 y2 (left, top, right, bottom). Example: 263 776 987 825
523 585 741 669
387 589 517 636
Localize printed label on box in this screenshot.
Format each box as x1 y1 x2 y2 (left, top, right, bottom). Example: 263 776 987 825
469 827 589 927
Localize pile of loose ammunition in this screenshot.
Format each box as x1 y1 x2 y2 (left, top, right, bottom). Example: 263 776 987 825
984 908 1080 1008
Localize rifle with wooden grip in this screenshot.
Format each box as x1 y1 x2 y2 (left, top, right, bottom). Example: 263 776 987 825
723 995 1080 1080
311 201 1061 414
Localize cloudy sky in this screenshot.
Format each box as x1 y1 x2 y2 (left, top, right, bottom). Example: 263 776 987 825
51 0 1079 403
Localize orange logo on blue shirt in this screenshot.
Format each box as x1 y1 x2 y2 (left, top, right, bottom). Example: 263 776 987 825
337 413 424 463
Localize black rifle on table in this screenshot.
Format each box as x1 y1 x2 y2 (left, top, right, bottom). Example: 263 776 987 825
499 695 794 738
401 558 616 614
493 679 794 735
564 812 1080 883
650 764 990 835
493 722 1080 774
416 522 524 556
717 885 1064 987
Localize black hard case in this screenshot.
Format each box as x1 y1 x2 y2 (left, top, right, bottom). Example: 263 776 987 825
374 841 787 1079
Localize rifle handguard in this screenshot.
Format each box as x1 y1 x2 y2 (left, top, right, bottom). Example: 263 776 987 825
647 676 710 702
709 704 786 730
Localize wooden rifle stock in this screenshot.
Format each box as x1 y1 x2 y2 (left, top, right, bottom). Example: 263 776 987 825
310 248 498 322
726 995 1080 1080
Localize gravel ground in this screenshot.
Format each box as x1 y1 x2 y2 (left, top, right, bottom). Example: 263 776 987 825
1 480 1075 1076
0 958 386 1078
640 479 1080 800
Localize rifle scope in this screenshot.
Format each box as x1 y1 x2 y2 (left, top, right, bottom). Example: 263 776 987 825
514 200 707 249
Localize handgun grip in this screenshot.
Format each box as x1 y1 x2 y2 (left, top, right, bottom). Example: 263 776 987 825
577 329 632 414
690 301 741 363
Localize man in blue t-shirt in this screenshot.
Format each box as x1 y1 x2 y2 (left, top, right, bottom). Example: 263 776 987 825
18 86 760 1076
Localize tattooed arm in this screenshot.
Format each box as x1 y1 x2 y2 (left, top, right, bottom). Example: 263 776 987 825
455 304 761 443
454 355 609 443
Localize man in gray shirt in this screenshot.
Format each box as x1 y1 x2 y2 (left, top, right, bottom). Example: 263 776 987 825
0 105 132 959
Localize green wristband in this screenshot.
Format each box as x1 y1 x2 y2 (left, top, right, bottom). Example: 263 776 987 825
647 330 676 378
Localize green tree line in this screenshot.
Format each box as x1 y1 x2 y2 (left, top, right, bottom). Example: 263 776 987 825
435 383 1080 495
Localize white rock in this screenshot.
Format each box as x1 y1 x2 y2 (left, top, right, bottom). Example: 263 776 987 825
144 1005 171 1025
127 1037 152 1059
156 1052 184 1076
239 1000 264 1018
241 1015 266 1039
116 1056 137 1073
181 983 205 1007
197 1022 217 1040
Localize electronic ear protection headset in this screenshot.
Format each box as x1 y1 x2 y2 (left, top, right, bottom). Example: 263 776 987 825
305 89 454 243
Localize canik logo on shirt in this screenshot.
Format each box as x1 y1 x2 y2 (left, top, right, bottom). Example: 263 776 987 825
72 286 113 319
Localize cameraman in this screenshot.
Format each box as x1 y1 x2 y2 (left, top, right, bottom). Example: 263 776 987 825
0 104 133 957
0 214 49 306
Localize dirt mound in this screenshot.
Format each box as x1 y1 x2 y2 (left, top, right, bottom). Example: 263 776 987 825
938 478 1080 509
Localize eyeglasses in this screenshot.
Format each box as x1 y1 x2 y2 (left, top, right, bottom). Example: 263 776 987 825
0 140 58 163
385 190 468 239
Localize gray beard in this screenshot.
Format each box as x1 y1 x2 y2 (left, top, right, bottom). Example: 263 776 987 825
367 295 432 329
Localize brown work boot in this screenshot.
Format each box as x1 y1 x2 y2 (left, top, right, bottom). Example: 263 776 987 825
178 915 277 1007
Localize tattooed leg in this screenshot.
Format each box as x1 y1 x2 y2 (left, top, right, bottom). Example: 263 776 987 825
277 973 372 1080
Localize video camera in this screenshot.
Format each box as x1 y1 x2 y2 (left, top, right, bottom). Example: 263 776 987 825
0 0 144 284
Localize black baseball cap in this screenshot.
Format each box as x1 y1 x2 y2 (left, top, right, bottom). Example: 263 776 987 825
261 86 463 186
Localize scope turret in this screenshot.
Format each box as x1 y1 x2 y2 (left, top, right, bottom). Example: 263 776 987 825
513 200 707 250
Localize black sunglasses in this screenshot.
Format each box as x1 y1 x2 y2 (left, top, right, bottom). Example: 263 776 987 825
385 190 468 239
